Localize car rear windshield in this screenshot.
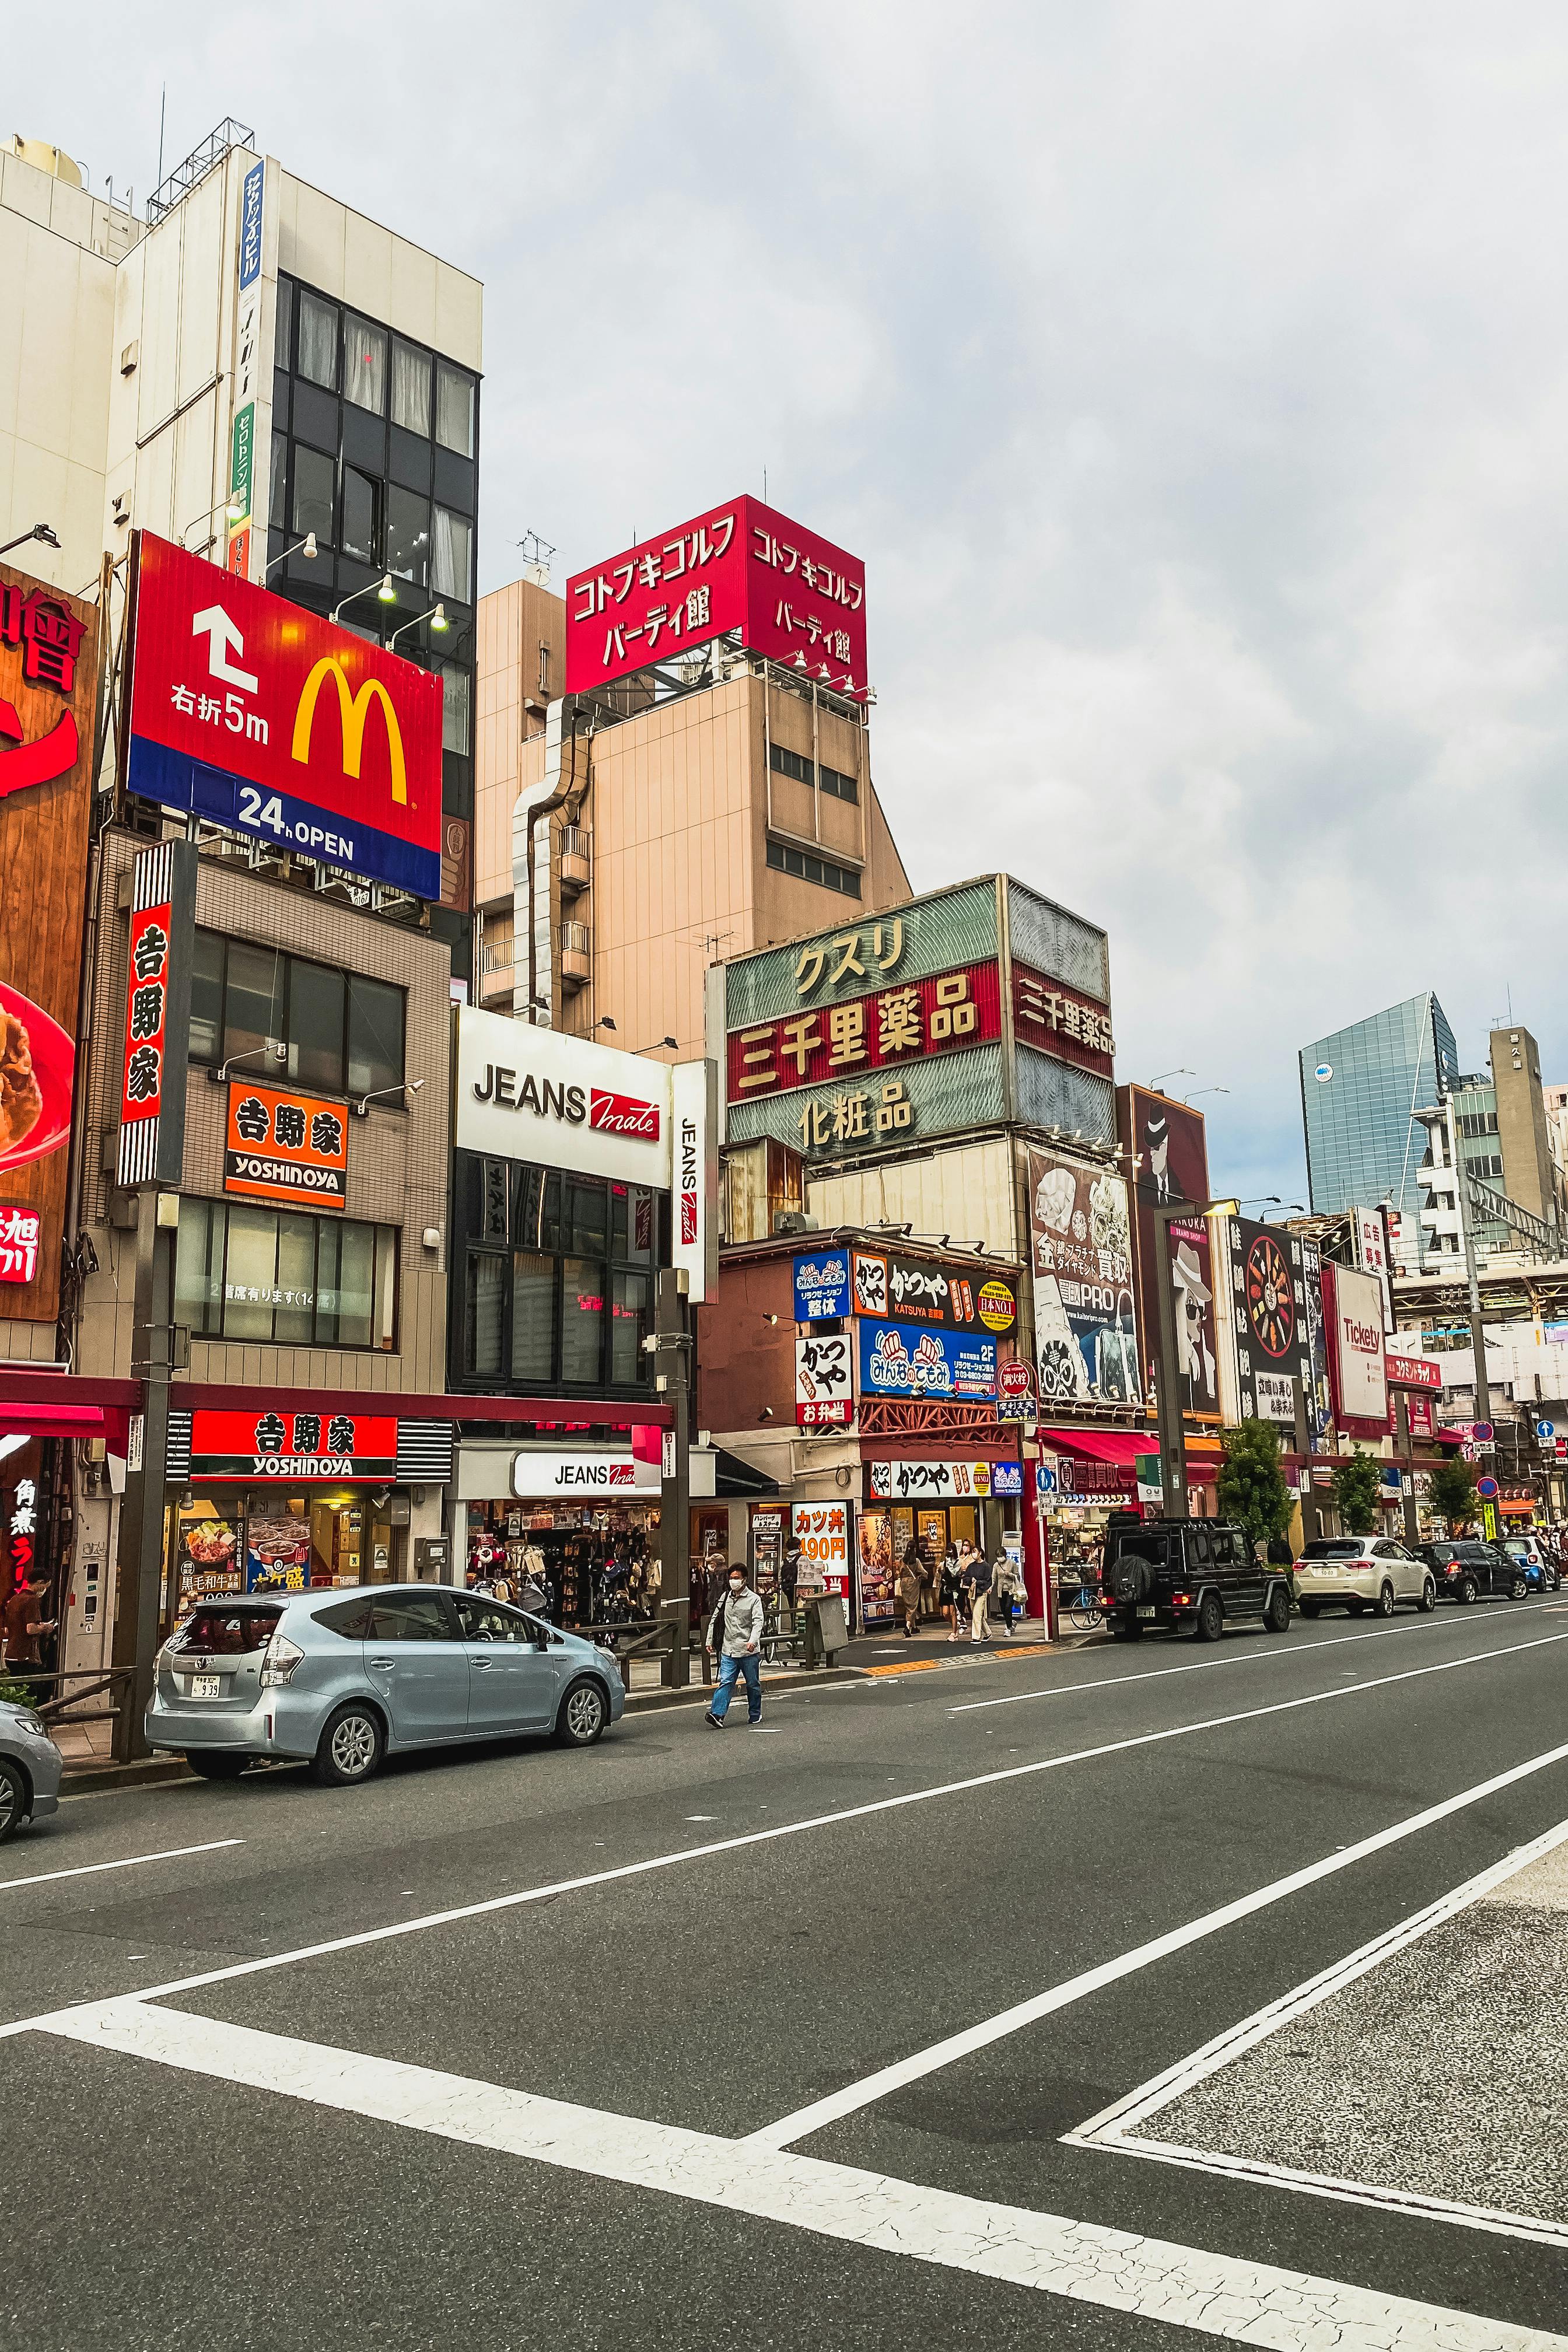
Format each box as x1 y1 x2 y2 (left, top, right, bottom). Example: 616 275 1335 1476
1301 1541 1362 1558
168 1605 284 1656
1108 1535 1169 1569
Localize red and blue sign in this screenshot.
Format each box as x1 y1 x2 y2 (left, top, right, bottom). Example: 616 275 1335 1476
124 533 443 898
857 1317 997 1401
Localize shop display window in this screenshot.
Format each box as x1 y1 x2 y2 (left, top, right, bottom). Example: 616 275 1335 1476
168 1490 398 1628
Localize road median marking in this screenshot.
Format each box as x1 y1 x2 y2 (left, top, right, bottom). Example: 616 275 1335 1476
0 1838 242 1892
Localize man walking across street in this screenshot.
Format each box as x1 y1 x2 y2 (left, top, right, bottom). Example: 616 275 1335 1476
704 1562 765 1727
958 1541 993 1643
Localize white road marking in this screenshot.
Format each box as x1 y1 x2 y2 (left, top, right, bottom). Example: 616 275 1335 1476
745 1733 1568 2150
0 1838 242 1892
948 1611 1490 1713
5 1628 1563 2042
1065 1815 1568 2248
30 1999 1564 2352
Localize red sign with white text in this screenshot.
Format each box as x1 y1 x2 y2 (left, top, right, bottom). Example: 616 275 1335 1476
1012 961 1115 1080
120 898 174 1124
589 1088 660 1141
0 1205 41 1283
189 1407 399 1480
125 533 443 897
565 496 867 699
1385 1352 1442 1391
727 960 1001 1102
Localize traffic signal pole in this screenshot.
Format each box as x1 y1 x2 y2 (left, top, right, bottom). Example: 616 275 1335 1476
1152 1206 1189 1521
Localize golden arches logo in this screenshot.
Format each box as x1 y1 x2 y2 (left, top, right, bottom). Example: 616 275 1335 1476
291 657 407 804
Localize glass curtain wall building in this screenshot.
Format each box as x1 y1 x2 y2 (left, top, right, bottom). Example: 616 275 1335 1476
1299 993 1458 1259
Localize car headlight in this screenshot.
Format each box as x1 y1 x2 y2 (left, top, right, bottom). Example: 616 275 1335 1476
1 1706 48 1740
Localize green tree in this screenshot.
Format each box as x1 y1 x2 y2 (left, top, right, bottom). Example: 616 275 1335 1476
1427 1453 1478 1532
1331 1452 1383 1535
1217 1418 1295 1549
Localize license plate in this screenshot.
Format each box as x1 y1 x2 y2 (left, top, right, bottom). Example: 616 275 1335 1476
190 1675 222 1699
1136 1605 1156 1619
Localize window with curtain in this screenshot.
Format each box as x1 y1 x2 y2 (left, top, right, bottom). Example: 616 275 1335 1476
297 291 339 390
611 1271 650 1385
292 445 335 546
286 959 346 1092
174 1201 398 1349
386 486 429 583
437 660 470 756
435 362 476 455
343 314 386 414
430 506 471 601
275 277 295 367
341 467 380 566
391 339 431 434
510 1252 555 1385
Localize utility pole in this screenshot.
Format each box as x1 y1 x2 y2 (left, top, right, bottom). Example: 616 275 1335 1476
1152 1207 1189 1520
112 1191 182 1761
653 1267 692 1687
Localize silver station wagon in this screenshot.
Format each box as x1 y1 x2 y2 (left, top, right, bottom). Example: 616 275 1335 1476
146 1585 624 1786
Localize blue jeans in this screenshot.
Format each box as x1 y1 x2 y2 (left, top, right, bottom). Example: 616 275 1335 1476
710 1651 761 1722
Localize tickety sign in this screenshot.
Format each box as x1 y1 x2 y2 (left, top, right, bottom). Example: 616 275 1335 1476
565 496 868 700
125 533 442 897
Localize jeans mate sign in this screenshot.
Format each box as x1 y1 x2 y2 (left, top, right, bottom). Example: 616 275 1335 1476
858 1318 997 1400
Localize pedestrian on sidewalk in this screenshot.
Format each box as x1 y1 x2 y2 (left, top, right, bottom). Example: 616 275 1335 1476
942 1542 964 1641
896 1551 923 1639
959 1542 993 1643
2 1563 56 1690
993 1553 1020 1637
704 1563 765 1727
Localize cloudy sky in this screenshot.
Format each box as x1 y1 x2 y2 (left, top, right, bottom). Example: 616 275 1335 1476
19 5 1568 1200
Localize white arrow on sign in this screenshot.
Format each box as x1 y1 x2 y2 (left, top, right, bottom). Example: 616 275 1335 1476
191 605 258 694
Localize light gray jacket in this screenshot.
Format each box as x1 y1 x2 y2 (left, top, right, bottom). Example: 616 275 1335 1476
710 1586 765 1656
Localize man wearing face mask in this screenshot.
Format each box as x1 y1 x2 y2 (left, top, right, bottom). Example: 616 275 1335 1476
704 1562 765 1728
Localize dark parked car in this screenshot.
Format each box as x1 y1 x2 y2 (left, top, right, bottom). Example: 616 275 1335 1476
1100 1517 1293 1642
1417 1539 1530 1605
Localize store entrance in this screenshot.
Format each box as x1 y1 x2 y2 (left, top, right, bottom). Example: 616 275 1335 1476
858 1502 981 1630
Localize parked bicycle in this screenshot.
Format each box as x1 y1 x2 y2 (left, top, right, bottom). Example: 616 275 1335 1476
1064 1574 1107 1632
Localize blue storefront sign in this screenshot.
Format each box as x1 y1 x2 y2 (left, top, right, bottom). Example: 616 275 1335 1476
858 1317 997 1400
991 1461 1023 1497
794 1250 851 1321
238 159 265 289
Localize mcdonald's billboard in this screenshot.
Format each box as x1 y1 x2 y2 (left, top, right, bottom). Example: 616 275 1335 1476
123 533 442 898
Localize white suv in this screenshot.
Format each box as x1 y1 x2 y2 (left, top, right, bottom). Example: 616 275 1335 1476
1294 1536 1436 1619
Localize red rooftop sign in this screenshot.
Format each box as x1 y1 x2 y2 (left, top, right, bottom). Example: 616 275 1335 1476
565 495 867 699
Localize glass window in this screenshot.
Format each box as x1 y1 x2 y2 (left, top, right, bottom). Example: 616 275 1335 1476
437 659 470 756
287 958 345 1093
386 485 429 583
430 506 471 601
189 931 225 1064
297 290 339 390
173 1198 223 1335
625 1185 656 1265
341 467 380 566
343 314 386 414
611 1270 650 1385
268 430 287 534
346 975 404 1099
317 1595 374 1637
391 340 431 435
570 1180 608 1256
332 1222 377 1349
454 1596 531 1643
275 278 295 368
223 942 284 1068
274 1212 317 1348
223 1205 282 1342
435 362 475 456
369 1592 456 1642
562 1258 605 1383
292 443 335 546
511 1252 555 1385
467 1252 506 1378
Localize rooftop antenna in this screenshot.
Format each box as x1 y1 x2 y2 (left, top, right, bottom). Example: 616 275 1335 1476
763 467 768 503
156 83 166 194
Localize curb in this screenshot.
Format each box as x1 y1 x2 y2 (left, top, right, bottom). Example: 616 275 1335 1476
621 1665 864 1713
60 1755 192 1797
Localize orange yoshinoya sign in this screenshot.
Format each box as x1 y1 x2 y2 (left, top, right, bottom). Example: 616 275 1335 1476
124 531 442 897
224 1080 348 1209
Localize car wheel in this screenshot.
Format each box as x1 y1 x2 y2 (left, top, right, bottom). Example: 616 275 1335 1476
1457 1573 1478 1605
555 1677 610 1747
1264 1582 1292 1634
1376 1581 1395 1619
1419 1575 1436 1613
186 1750 249 1781
0 1756 29 1843
1509 1573 1528 1601
1194 1590 1224 1643
1298 1597 1321 1618
310 1702 385 1787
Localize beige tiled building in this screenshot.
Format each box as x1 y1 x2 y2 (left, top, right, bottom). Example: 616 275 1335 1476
474 578 911 1059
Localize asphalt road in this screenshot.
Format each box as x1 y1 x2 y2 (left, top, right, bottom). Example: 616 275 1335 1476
6 1595 1568 2351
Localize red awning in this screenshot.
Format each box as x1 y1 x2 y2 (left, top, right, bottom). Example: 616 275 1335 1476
0 1402 131 1450
1433 1428 1466 1447
1040 1429 1154 1466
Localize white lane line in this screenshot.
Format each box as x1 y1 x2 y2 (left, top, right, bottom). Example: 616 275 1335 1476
1064 1815 1568 2249
0 1838 242 1892
745 1732 1568 2151
948 1611 1488 1714
5 1628 1563 2039
31 2000 1564 2352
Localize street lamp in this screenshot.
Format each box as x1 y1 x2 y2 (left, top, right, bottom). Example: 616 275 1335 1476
210 1040 286 1087
0 523 60 558
632 1035 678 1054
265 532 317 578
181 496 247 552
387 603 448 652
331 573 397 622
1147 1069 1194 1094
1182 1086 1228 1105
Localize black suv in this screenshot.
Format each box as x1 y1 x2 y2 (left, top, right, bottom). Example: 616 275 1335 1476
1100 1517 1293 1642
1417 1539 1529 1604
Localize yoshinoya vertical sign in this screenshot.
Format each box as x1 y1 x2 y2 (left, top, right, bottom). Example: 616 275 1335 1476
0 559 99 1321
566 496 869 700
1025 1149 1140 1407
117 840 198 1188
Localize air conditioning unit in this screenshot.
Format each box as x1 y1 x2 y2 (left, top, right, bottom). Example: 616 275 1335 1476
773 1210 819 1237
